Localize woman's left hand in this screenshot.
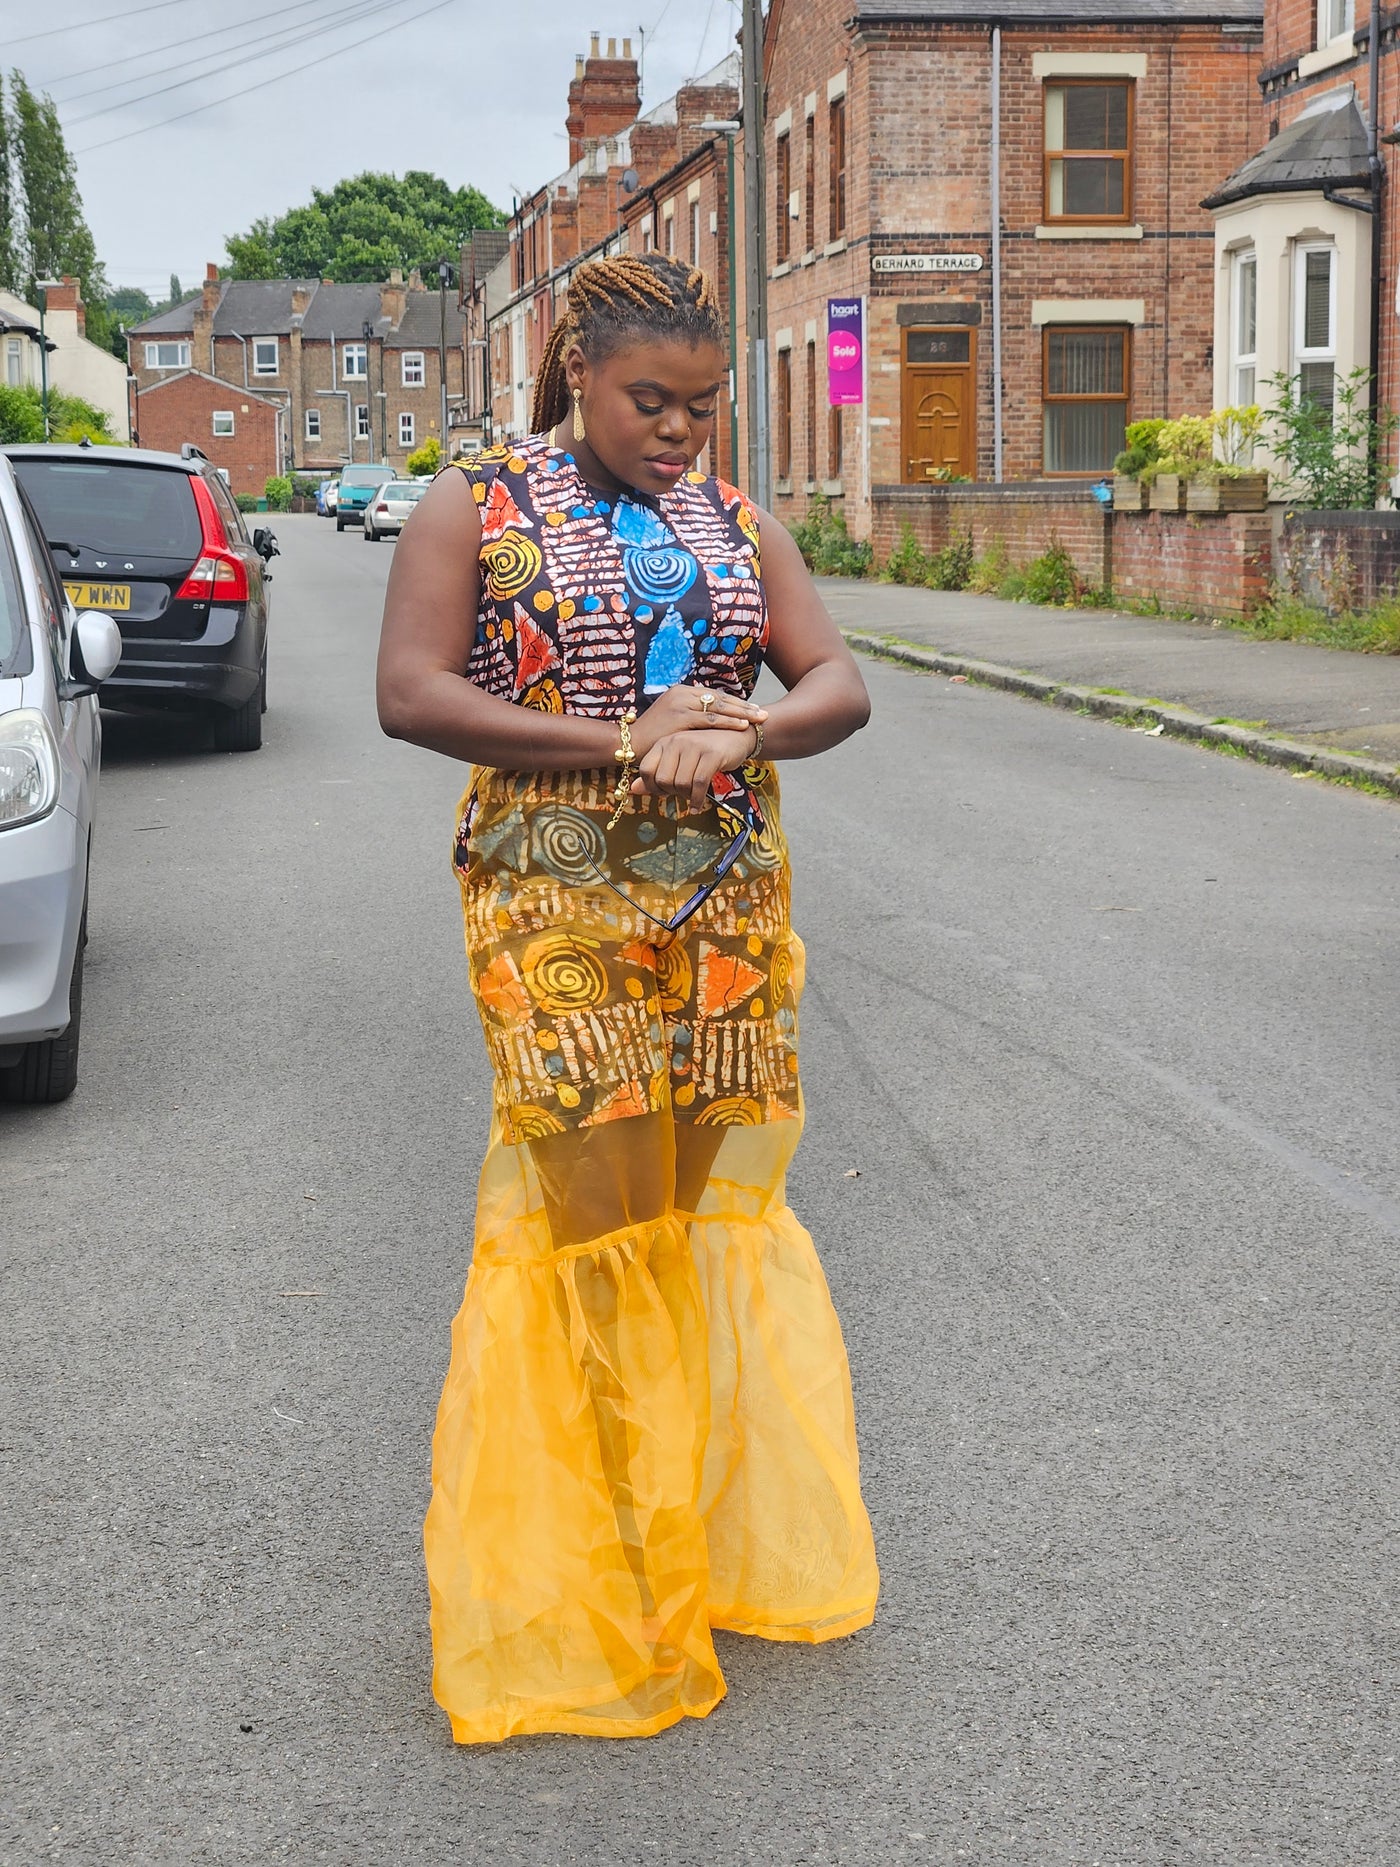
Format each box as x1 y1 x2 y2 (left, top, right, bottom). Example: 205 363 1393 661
631 725 757 813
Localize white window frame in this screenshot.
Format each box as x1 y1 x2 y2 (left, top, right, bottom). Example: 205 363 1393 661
690 198 702 264
1231 247 1258 409
355 403 371 439
252 337 278 375
1317 0 1354 45
5 336 22 386
1294 240 1337 405
212 410 235 437
401 350 425 387
305 407 321 441
343 343 368 380
399 412 416 448
145 340 191 369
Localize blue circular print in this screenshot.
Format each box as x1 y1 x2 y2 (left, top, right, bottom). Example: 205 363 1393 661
623 545 699 606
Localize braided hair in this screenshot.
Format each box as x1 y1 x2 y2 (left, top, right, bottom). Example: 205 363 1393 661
531 253 725 436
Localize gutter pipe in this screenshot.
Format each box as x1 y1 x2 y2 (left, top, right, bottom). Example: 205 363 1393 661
991 25 1004 482
1366 0 1384 444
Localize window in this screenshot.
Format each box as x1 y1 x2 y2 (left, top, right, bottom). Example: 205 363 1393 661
5 337 21 386
776 132 792 264
804 113 816 255
642 215 655 254
829 95 847 241
355 404 371 439
343 343 368 379
1318 0 1354 41
399 412 416 448
805 340 817 483
305 407 321 441
828 403 843 479
664 209 675 257
1044 82 1133 223
252 338 278 375
212 410 235 437
691 198 702 264
776 346 793 480
1232 249 1258 407
1295 243 1336 410
144 340 191 369
401 351 425 386
1042 326 1129 472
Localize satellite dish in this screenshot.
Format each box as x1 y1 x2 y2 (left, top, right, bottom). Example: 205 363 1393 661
621 168 640 194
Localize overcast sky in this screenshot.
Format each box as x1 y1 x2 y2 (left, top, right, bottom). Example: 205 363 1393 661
13 0 741 299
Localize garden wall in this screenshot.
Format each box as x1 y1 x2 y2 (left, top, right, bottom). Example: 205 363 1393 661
871 484 1109 587
1110 509 1273 619
1276 510 1400 612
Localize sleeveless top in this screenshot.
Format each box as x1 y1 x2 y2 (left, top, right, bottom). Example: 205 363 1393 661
451 435 767 720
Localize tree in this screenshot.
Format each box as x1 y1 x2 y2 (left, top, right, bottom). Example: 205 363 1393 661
404 436 442 477
0 81 16 292
226 171 503 282
168 272 182 306
4 72 111 349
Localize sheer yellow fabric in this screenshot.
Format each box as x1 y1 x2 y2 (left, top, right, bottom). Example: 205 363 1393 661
424 772 879 1744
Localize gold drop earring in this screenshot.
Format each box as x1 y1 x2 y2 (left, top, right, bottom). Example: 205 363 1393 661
572 387 586 443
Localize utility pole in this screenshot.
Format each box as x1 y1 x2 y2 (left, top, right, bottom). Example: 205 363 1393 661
438 259 452 463
699 121 742 484
741 0 770 509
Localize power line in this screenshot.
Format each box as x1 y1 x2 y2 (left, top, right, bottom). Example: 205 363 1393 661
46 0 343 97
63 0 398 123
9 0 204 49
74 0 454 153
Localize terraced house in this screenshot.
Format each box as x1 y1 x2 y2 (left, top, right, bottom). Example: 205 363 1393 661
127 267 466 494
760 0 1267 543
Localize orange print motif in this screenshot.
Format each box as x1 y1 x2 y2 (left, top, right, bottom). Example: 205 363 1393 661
697 944 765 1018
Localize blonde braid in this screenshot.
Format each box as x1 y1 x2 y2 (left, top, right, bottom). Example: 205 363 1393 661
529 253 726 438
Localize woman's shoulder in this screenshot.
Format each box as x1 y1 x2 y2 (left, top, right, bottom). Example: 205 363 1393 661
442 436 558 521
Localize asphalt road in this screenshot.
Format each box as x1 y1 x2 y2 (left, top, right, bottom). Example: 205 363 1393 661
3 514 1399 1867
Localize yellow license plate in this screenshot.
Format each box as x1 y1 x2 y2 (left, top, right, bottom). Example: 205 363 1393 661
65 581 131 611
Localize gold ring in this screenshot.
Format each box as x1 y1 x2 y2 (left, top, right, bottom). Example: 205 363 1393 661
698 691 714 714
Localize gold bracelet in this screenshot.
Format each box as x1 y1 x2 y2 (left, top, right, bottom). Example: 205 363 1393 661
749 719 765 760
608 709 638 829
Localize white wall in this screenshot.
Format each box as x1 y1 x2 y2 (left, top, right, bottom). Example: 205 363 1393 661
0 289 131 441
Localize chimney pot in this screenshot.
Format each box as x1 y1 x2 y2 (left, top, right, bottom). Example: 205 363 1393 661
607 35 616 56
576 54 585 76
205 262 219 283
623 35 632 55
590 31 599 55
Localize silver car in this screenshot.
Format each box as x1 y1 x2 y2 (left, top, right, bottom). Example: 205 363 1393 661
0 457 121 1103
363 479 428 541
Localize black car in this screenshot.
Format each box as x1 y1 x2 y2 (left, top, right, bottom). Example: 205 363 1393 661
3 442 278 752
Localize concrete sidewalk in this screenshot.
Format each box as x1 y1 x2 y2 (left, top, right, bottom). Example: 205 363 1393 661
816 577 1400 765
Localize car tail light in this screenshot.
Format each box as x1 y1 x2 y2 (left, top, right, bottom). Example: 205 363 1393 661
175 477 249 602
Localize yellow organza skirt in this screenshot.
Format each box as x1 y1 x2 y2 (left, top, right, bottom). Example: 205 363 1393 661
424 767 879 1743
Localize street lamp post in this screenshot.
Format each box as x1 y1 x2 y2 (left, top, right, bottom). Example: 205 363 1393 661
699 120 742 487
740 0 771 510
36 283 51 441
438 259 453 463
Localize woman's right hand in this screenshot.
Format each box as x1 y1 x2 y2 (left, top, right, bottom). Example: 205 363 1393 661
629 684 767 760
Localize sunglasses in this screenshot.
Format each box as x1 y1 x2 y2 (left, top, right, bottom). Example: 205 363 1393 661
581 787 761 932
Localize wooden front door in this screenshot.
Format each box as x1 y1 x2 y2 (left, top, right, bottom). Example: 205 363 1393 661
902 327 976 482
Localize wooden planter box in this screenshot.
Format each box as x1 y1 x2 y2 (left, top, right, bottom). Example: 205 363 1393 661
1113 474 1149 511
1148 473 1188 512
1185 471 1270 514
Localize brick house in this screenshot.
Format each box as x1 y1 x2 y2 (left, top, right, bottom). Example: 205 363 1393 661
128 266 466 476
134 370 281 496
464 39 742 477
759 0 1266 538
1202 0 1396 482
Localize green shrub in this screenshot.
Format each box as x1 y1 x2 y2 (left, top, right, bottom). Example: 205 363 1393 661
263 474 293 512
405 436 442 477
1265 367 1396 509
1019 541 1083 606
290 474 320 499
1124 418 1168 461
789 496 872 578
1113 446 1149 476
234 492 259 513
926 529 973 591
881 522 933 586
0 383 118 446
967 537 1010 594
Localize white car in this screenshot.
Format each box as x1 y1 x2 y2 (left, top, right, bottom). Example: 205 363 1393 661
363 479 428 541
0 456 121 1102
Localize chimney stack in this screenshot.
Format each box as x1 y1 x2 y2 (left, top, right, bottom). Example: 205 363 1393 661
566 31 641 166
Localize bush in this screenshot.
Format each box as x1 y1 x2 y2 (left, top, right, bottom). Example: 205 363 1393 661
926 529 974 591
263 474 293 512
234 492 259 513
1113 446 1149 476
1124 418 1168 462
967 537 1010 594
0 383 119 446
789 496 872 578
880 522 932 586
1265 367 1395 509
291 474 320 499
405 436 442 477
1019 541 1083 606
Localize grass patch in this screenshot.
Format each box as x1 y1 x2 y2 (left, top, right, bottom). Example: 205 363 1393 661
1233 591 1400 655
1210 716 1268 730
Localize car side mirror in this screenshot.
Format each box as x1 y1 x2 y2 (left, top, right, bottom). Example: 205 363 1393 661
60 610 122 699
252 527 280 560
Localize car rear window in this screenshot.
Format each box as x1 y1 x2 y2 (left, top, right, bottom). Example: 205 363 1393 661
387 482 426 497
10 459 201 559
340 466 394 488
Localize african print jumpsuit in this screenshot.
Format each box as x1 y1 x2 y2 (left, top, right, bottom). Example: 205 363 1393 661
423 434 879 1742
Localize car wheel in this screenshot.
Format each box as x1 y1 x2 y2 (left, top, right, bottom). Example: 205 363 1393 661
1 908 84 1104
259 646 268 715
336 516 346 531
213 676 264 753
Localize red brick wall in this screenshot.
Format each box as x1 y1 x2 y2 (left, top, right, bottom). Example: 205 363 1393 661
871 484 1110 584
135 374 278 498
1110 509 1272 617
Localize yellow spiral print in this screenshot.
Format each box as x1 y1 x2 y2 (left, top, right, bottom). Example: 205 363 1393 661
483 534 543 602
507 1102 568 1141
696 1094 764 1127
521 934 608 1014
769 940 793 1007
653 940 693 1016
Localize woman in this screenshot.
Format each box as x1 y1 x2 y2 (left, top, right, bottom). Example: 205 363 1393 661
377 253 878 1744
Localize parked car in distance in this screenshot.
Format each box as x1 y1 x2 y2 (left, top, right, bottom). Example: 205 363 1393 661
364 480 428 541
4 441 278 753
0 454 122 1103
335 464 394 531
317 477 340 518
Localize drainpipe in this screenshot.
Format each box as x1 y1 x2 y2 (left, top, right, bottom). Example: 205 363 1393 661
990 25 1004 483
1366 0 1384 443
232 332 249 387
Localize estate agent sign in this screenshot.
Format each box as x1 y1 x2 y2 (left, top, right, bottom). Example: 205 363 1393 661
827 298 865 406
